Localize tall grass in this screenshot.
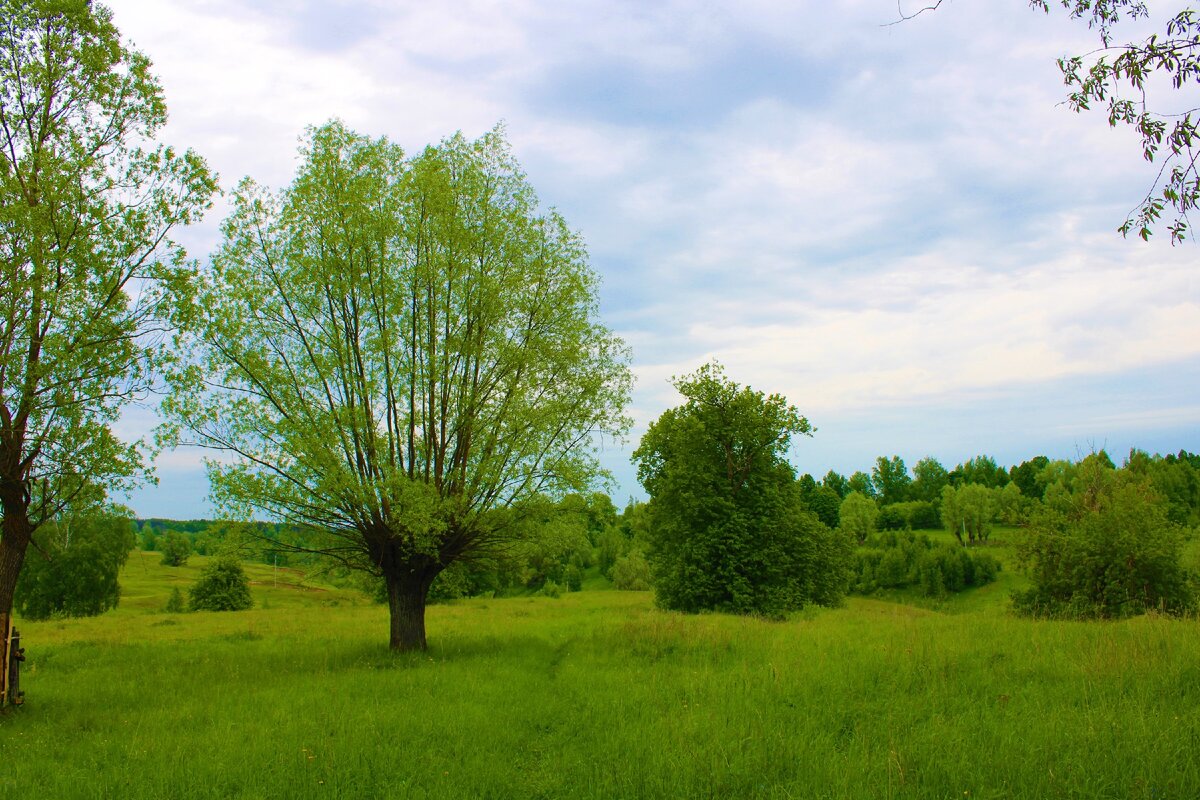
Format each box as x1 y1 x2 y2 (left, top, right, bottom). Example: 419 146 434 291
1 552 1197 798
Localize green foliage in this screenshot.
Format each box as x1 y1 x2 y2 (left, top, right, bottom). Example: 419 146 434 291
940 483 996 545
633 362 850 616
910 456 950 503
798 479 841 529
871 455 911 506
846 471 876 498
951 455 1009 488
877 500 940 531
159 532 192 567
188 556 253 612
139 527 159 552
1010 455 1050 500
838 491 878 543
1127 448 1200 526
165 120 631 650
1013 455 1197 619
15 510 137 620
821 469 849 499
0 0 215 633
850 530 1001 598
611 549 653 590
1028 1 1200 242
164 587 185 614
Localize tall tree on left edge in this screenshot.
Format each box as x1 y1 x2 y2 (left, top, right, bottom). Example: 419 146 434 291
0 0 216 700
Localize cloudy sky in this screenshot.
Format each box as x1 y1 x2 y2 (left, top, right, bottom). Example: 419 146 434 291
105 0 1200 518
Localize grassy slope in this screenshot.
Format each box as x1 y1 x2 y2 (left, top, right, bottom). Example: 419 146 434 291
1 548 1198 799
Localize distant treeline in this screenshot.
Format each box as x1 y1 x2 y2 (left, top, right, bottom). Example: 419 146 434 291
134 447 1199 604
796 449 1200 533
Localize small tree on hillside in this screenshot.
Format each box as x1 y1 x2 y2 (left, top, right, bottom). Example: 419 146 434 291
633 363 851 616
940 483 996 545
16 507 136 620
159 532 192 567
189 556 253 612
1013 455 1197 618
838 491 878 544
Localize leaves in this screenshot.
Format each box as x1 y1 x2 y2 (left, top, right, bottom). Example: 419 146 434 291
1033 1 1200 243
167 121 632 585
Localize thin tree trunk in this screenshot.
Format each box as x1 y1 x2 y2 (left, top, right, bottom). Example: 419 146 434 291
0 497 32 707
384 569 434 652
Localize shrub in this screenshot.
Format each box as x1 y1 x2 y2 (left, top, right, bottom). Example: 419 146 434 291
877 505 907 531
16 512 136 620
849 531 1000 597
159 531 192 566
1013 457 1197 619
189 556 253 611
612 549 653 590
839 492 878 543
165 587 186 613
538 580 562 598
564 563 584 592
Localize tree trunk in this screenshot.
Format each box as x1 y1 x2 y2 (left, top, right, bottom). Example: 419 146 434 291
0 498 32 707
384 569 435 652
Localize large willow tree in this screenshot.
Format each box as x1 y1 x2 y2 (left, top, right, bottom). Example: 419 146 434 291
0 0 214 699
167 122 631 651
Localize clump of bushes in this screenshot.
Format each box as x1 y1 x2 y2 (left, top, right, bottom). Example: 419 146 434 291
165 587 186 613
851 531 1000 597
611 549 653 590
159 531 192 566
16 512 136 620
1013 456 1197 619
877 500 940 531
189 555 253 611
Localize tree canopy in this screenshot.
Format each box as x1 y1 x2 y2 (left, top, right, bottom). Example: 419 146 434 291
166 121 631 650
633 363 850 616
0 0 214 690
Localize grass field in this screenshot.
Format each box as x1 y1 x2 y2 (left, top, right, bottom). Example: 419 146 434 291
2 545 1199 799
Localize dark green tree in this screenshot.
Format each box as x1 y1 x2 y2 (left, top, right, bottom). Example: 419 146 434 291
633 363 850 617
1010 455 1051 500
159 532 192 567
15 508 136 620
799 481 842 530
189 555 253 612
910 456 950 503
822 470 849 499
872 455 911 506
847 471 876 499
1014 454 1197 618
951 455 1009 488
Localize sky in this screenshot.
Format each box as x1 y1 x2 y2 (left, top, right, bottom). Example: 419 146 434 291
104 0 1200 519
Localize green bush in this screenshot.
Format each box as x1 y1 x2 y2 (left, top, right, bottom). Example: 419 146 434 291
564 563 584 592
850 531 1000 598
16 512 136 620
1013 457 1197 619
159 531 192 566
877 505 907 531
612 549 653 591
165 587 186 613
189 556 253 611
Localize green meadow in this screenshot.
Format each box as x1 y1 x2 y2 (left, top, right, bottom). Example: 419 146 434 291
2 544 1199 800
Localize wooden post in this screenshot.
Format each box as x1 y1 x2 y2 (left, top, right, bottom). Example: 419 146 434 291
7 627 23 706
0 614 9 707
